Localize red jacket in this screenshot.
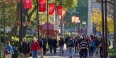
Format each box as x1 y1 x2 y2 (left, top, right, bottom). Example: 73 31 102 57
30 41 40 51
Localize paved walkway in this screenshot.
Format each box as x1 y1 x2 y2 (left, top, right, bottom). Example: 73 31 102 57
29 45 100 58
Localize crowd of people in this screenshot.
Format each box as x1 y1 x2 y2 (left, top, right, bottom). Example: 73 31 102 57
65 35 103 58
3 35 105 58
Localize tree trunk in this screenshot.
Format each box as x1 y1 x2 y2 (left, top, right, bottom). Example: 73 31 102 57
7 3 20 41
13 26 18 37
7 25 18 41
0 26 1 58
113 0 116 52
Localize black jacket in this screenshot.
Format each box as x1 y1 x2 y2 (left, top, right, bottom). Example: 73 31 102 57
42 38 47 47
38 39 42 48
59 39 64 46
66 39 74 47
48 38 53 46
20 42 30 54
52 39 57 47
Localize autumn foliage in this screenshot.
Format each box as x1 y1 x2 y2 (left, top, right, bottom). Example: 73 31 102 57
90 8 114 33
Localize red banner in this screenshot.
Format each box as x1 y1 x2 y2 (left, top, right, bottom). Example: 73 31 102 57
49 3 56 15
62 10 66 19
39 0 46 12
56 6 62 15
23 0 32 9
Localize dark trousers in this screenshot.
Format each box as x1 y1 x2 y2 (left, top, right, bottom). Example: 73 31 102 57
49 45 52 53
89 46 94 56
100 48 103 58
74 46 77 53
43 46 46 54
53 47 57 54
80 49 87 58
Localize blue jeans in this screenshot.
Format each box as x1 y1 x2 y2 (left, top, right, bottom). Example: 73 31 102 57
32 50 38 58
68 47 73 58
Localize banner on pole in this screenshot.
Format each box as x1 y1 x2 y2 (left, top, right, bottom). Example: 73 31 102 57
23 0 32 9
49 3 56 15
39 0 46 12
62 10 66 19
56 6 62 15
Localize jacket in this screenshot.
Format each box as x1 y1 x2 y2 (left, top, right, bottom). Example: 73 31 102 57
52 39 57 47
20 42 30 54
30 41 40 51
48 38 53 46
5 44 14 54
59 39 64 46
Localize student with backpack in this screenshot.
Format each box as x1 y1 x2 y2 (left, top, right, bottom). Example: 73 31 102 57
4 41 14 58
66 37 74 58
89 39 94 56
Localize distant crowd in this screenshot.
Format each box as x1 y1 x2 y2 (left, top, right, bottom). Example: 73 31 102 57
3 35 107 58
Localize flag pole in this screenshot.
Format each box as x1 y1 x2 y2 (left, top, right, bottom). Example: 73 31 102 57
47 0 49 38
60 0 62 36
104 0 108 57
36 0 39 40
101 0 105 58
55 0 57 39
36 0 43 58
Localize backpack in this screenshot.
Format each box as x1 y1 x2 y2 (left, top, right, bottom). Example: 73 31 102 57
4 46 9 54
67 40 73 47
90 41 94 47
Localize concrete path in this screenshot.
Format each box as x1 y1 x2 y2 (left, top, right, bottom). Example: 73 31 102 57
29 44 100 58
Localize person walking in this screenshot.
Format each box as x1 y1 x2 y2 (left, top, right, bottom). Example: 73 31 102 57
66 37 74 58
30 37 40 58
4 41 14 58
99 37 103 58
78 39 88 58
58 37 64 55
89 38 94 56
77 36 83 58
20 38 30 58
74 36 78 53
48 36 53 54
52 37 57 54
94 36 100 55
42 37 47 55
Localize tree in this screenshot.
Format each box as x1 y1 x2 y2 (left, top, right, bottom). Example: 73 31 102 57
0 0 78 41
64 0 88 28
90 8 114 33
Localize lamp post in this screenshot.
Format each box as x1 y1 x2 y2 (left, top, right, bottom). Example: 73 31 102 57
104 0 108 57
114 0 116 52
36 0 42 57
82 22 86 35
96 0 109 57
71 11 79 36
77 20 80 35
60 0 63 36
47 0 49 38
